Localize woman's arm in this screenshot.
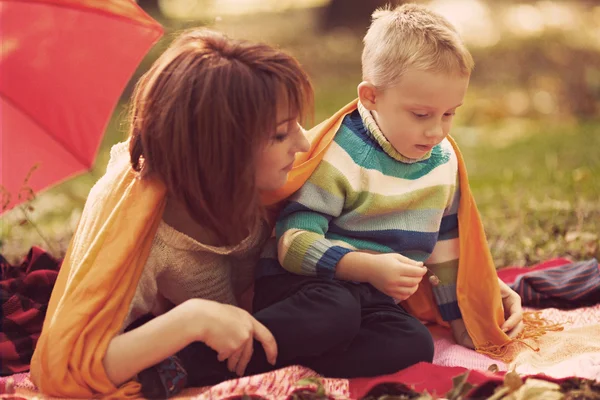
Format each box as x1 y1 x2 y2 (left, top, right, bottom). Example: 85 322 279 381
103 298 277 386
102 299 199 386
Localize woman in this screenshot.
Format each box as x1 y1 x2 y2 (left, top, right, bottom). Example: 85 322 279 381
31 28 312 398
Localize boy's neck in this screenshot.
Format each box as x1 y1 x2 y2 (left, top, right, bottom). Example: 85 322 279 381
357 100 432 164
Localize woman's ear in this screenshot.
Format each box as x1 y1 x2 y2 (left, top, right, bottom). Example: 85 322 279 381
357 81 379 111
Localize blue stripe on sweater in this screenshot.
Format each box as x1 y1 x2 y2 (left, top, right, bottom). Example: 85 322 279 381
439 213 458 234
327 223 438 255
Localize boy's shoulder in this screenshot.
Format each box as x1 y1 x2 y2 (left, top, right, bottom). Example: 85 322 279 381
332 109 380 152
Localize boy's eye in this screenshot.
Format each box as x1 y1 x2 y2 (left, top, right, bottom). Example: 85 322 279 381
412 112 428 118
443 112 456 117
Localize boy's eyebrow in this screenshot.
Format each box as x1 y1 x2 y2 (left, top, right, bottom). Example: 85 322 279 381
411 103 463 110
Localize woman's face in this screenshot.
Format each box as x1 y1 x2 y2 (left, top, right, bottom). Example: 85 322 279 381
255 103 310 191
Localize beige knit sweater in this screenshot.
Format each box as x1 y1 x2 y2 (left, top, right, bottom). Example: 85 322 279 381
99 140 269 330
122 219 268 330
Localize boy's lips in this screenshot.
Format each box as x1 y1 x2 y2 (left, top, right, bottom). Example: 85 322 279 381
415 144 434 151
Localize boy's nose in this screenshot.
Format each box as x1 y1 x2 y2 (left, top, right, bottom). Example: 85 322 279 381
424 122 444 139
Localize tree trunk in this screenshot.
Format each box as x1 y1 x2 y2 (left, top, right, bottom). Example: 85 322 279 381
321 0 403 32
135 0 161 15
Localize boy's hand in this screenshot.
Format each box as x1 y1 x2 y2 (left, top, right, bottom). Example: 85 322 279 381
450 319 475 349
366 253 427 301
498 278 525 338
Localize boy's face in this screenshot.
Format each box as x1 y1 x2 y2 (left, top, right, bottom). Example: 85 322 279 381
370 69 469 160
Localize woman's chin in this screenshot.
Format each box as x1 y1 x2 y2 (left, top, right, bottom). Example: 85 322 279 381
257 172 289 192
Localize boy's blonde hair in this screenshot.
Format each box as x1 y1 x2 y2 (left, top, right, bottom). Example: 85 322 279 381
362 3 474 88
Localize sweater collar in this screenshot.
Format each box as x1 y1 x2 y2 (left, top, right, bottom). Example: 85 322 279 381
357 101 432 163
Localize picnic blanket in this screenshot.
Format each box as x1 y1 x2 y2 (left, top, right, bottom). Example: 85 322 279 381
2 257 599 399
0 247 61 376
432 258 600 380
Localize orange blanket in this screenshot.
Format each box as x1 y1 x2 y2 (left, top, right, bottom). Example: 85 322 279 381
30 100 555 398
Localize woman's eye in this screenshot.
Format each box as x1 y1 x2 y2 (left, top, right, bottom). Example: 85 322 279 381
444 112 456 117
273 133 288 142
413 112 428 118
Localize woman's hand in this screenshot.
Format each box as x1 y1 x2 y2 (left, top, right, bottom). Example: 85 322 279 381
498 278 524 338
450 319 475 349
190 299 278 377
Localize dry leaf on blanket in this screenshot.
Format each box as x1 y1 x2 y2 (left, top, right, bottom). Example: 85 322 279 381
446 371 476 400
288 377 336 399
559 378 600 400
504 378 562 400
488 364 500 373
359 382 431 399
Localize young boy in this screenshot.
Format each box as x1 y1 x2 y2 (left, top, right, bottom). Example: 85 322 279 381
253 3 475 377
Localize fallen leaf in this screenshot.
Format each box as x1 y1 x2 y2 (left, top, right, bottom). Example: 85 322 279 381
488 364 499 373
512 378 563 400
504 371 524 392
446 371 475 400
565 231 598 243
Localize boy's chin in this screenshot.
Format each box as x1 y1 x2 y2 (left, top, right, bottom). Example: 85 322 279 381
395 147 426 160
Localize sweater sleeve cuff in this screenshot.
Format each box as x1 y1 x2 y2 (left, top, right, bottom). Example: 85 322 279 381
313 246 353 279
432 283 462 321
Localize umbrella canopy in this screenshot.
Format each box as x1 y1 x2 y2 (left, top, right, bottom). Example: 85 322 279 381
0 0 163 214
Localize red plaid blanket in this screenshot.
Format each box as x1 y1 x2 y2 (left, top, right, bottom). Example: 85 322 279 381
0 247 61 376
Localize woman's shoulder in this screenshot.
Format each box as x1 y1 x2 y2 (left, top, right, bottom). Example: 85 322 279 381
152 219 268 257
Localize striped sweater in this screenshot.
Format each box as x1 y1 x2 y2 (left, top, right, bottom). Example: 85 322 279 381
258 103 462 321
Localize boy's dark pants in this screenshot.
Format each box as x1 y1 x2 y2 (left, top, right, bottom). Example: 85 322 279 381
179 274 434 387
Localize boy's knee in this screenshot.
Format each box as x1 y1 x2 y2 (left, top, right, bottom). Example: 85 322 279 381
398 321 434 365
378 319 434 374
409 323 435 363
301 282 361 343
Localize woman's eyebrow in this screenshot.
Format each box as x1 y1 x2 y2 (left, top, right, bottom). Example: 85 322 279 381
277 116 296 126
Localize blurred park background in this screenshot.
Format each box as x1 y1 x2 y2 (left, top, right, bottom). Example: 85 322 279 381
1 0 599 267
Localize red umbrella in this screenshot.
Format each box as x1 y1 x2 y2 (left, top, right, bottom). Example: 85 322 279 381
0 0 163 214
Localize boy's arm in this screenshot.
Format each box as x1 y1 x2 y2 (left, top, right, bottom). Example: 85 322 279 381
426 175 462 321
275 155 354 279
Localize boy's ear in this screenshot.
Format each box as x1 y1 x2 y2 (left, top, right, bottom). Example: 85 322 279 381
358 81 378 111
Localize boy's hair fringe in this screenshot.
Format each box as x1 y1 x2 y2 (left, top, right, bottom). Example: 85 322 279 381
362 3 474 88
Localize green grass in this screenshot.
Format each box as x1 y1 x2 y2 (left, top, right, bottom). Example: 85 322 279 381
1 7 598 266
458 122 600 267
2 105 598 267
